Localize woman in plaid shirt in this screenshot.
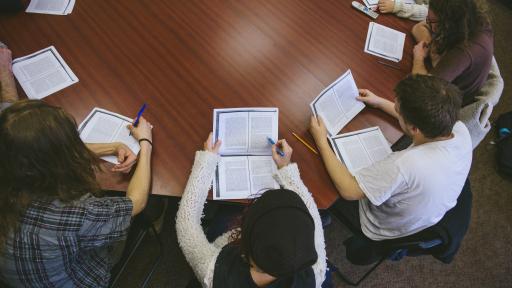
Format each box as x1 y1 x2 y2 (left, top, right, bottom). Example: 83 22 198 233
0 100 153 287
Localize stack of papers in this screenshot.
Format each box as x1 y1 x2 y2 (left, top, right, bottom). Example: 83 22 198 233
12 46 78 99
364 22 406 62
329 127 392 173
213 108 280 200
310 70 365 136
79 108 140 164
26 0 76 15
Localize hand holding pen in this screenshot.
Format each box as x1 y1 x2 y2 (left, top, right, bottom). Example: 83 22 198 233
269 138 293 169
129 103 147 136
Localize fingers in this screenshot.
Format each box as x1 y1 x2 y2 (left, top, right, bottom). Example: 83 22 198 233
213 139 222 152
317 116 326 128
310 115 319 128
117 149 126 163
204 132 213 150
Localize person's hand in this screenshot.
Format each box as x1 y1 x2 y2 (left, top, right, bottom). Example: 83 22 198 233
378 0 395 13
272 139 292 169
309 116 328 146
0 47 13 73
413 41 430 61
111 142 137 173
128 116 153 141
356 89 384 109
204 132 222 154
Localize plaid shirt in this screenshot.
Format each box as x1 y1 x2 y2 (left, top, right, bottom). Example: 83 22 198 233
0 194 132 288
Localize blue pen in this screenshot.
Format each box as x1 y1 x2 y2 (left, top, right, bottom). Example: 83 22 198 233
267 137 285 157
129 103 147 136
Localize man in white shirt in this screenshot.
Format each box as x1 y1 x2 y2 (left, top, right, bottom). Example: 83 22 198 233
310 75 472 240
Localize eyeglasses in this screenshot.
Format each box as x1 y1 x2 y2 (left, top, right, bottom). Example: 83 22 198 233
426 16 437 26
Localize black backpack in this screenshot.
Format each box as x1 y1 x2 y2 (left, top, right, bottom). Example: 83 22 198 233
495 111 512 178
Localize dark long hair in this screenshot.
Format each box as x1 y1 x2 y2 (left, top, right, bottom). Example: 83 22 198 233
429 0 490 55
0 100 101 248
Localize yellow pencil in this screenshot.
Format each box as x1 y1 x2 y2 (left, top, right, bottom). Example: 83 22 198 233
292 132 319 155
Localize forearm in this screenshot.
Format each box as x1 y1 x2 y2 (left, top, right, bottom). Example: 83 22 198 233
86 143 118 157
0 71 18 103
411 21 432 43
377 98 399 119
126 143 152 216
412 58 429 75
176 151 221 282
316 140 364 200
394 1 428 21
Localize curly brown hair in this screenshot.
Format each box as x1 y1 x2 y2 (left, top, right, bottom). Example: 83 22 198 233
429 0 491 55
0 100 101 248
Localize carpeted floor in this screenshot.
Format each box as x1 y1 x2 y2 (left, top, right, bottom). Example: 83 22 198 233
118 1 512 287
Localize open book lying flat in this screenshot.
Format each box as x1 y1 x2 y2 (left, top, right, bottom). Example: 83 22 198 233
12 46 78 99
329 126 392 174
78 108 140 164
310 70 365 136
213 108 280 200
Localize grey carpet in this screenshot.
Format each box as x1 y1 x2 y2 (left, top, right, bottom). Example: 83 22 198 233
118 1 512 287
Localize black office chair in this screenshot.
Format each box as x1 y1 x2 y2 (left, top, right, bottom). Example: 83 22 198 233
109 196 167 288
328 178 472 286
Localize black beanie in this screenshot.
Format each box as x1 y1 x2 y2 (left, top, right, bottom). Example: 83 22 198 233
241 189 317 277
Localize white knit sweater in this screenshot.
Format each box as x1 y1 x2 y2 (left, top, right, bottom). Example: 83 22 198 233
176 151 327 288
392 0 429 21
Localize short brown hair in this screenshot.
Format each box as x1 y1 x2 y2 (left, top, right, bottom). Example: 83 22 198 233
395 75 462 138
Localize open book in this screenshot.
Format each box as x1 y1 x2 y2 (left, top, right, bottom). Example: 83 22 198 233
26 0 76 15
213 108 279 199
310 70 365 136
78 108 140 164
329 127 392 173
12 46 78 99
364 22 406 62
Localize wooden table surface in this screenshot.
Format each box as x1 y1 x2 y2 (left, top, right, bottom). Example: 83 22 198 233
0 0 415 209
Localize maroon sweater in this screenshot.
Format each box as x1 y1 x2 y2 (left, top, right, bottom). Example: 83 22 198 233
431 26 494 106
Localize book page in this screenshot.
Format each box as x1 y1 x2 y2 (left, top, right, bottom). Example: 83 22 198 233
12 46 78 99
215 111 249 155
364 23 406 62
359 129 392 163
26 0 75 15
248 111 278 154
310 70 364 136
249 156 279 195
330 127 391 173
214 156 251 200
78 108 140 164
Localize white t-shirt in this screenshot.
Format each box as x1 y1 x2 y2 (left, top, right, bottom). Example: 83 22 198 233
354 122 472 240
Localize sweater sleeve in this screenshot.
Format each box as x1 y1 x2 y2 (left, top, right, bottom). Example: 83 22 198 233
176 151 222 287
393 0 429 21
274 163 327 288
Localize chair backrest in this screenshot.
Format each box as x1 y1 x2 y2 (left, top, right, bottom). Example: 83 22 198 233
345 178 472 265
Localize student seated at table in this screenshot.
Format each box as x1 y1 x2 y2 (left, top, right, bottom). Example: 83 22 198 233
377 0 429 21
0 100 153 287
411 0 493 106
0 42 18 111
176 134 326 288
309 75 472 241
